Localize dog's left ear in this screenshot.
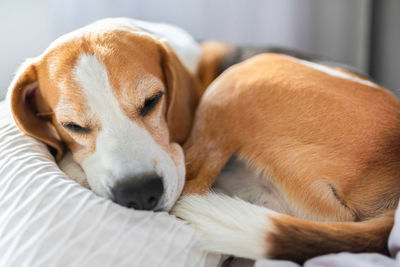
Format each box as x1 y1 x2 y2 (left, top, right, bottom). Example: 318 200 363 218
8 59 65 161
159 41 201 144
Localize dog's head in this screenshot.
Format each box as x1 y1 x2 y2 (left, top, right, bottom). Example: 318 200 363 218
9 20 200 211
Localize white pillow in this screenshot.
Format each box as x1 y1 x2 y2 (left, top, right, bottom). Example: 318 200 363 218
0 100 219 267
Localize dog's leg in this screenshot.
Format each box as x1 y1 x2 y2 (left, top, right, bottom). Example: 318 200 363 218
182 132 234 194
181 102 237 195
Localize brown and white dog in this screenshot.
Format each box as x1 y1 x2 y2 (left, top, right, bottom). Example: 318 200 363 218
8 18 204 211
8 18 400 263
172 53 400 262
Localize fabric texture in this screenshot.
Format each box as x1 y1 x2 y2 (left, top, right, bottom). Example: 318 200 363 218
0 100 219 267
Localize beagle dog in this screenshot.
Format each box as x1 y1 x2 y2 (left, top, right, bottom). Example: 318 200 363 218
9 17 399 262
172 53 400 263
8 18 204 211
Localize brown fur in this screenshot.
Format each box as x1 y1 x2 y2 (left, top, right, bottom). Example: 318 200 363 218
9 21 400 260
268 210 394 263
196 41 371 89
196 41 234 88
182 53 400 259
10 60 65 160
9 22 201 166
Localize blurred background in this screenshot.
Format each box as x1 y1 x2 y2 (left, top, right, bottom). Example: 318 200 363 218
0 0 399 99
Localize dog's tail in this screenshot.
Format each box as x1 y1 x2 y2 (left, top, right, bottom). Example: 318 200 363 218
172 193 395 263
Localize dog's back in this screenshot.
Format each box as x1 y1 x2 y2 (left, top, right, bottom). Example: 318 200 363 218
197 41 370 88
173 53 400 263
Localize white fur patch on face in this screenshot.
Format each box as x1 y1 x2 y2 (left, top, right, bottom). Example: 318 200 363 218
73 54 185 211
287 56 379 88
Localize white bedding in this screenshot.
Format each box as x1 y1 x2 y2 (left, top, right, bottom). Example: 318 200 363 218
0 100 220 267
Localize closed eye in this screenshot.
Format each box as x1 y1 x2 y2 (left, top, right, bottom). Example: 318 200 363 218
140 91 164 116
62 122 91 134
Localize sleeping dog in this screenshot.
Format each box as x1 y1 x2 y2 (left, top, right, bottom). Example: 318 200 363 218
172 53 400 262
9 18 400 263
9 18 203 211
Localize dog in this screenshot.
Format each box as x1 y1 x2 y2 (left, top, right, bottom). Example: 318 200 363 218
9 17 399 263
8 18 204 211
171 53 400 263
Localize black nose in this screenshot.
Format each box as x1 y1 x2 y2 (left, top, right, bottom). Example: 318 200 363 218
112 175 164 210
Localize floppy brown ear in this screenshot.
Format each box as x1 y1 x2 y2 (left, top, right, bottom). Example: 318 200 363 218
9 60 65 161
159 41 202 144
